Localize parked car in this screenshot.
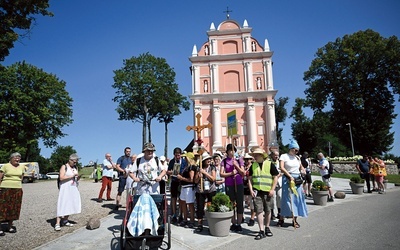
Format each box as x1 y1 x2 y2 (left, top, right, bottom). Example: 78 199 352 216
39 174 49 180
46 172 59 179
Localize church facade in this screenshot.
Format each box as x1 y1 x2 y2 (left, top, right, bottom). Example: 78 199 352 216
189 18 278 155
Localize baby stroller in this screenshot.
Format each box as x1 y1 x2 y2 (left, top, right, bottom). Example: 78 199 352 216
120 181 171 250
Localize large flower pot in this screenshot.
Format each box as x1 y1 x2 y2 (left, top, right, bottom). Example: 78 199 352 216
205 210 233 237
350 182 364 194
311 190 329 206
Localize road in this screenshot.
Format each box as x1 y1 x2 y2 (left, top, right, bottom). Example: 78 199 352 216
218 189 400 249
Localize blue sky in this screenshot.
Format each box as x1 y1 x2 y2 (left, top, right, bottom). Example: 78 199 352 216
3 0 400 166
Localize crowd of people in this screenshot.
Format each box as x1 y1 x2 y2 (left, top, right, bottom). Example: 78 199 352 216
0 140 389 239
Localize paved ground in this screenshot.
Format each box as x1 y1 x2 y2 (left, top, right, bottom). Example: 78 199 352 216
34 177 396 250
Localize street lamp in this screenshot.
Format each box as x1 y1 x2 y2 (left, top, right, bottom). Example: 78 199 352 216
346 123 355 157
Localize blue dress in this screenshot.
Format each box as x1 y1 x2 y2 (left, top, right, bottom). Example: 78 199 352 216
280 174 308 217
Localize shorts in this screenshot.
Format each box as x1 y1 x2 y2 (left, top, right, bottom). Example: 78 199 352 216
180 185 195 203
322 176 332 188
170 180 180 198
117 177 127 194
253 191 273 214
304 173 312 184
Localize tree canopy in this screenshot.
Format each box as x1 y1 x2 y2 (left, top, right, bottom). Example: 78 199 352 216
112 52 190 147
0 0 53 61
300 29 400 156
0 61 73 161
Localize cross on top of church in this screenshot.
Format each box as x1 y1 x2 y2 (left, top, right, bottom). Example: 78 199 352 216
223 6 232 19
186 113 212 145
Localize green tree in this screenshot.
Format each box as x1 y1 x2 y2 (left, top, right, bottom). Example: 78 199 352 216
0 0 53 61
112 52 184 146
155 85 190 157
0 61 74 161
303 29 400 156
49 145 77 172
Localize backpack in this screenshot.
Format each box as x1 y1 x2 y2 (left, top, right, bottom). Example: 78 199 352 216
57 165 68 189
328 161 334 175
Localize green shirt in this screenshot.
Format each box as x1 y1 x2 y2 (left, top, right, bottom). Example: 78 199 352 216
0 163 24 188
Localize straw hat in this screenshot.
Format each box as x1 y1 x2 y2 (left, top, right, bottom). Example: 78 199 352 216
250 147 268 158
243 153 253 160
201 152 212 161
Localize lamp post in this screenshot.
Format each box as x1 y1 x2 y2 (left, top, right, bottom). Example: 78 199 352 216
346 123 355 157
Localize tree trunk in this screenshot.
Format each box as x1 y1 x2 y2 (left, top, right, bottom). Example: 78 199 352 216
164 122 169 157
142 111 147 146
147 119 152 142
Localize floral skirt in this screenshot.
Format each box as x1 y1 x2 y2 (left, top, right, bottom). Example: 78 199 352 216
0 188 23 222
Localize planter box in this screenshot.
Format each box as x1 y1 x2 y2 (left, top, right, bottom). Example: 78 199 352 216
311 190 329 206
349 182 364 194
205 210 233 237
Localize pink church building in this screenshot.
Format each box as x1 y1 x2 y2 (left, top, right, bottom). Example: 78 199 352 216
189 18 278 155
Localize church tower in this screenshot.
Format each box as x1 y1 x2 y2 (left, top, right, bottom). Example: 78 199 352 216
189 18 278 154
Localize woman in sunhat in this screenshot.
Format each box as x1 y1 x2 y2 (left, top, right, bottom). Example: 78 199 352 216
194 152 216 232
277 140 308 228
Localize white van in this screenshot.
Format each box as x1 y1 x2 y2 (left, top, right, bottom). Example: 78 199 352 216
0 162 40 183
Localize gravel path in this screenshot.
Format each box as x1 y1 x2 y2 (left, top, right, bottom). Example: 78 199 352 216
1 179 126 250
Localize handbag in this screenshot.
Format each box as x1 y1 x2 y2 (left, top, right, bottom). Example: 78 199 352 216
294 176 303 186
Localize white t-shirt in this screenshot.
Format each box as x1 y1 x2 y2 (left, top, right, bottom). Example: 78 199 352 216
319 159 329 176
279 153 300 174
130 157 161 195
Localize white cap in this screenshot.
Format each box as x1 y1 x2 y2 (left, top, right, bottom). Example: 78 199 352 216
160 156 166 161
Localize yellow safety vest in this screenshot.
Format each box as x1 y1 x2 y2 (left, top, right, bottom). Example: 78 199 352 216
251 160 273 192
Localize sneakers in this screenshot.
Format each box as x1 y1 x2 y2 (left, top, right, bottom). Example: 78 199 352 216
230 224 236 231
171 216 178 224
248 219 255 227
328 197 334 202
307 194 312 198
54 224 61 231
62 221 73 227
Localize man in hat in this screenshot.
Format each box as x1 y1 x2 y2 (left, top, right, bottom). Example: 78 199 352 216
248 147 279 239
220 144 245 232
129 143 166 195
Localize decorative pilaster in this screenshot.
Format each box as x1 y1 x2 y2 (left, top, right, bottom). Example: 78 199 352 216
263 60 274 90
211 64 219 93
192 66 199 94
247 103 258 147
212 105 222 149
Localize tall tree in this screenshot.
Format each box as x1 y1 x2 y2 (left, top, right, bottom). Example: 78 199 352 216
0 61 73 161
49 145 77 172
156 85 190 157
113 52 181 146
0 0 53 61
303 29 400 156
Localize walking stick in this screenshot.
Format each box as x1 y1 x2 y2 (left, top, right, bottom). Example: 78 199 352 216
289 180 296 231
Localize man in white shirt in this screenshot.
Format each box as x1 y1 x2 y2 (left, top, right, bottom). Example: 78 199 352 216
129 143 166 195
317 152 334 202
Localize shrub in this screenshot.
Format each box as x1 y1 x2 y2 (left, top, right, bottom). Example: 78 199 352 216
312 180 328 191
350 176 365 183
207 193 233 212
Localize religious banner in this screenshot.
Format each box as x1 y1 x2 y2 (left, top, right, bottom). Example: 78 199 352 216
227 110 237 137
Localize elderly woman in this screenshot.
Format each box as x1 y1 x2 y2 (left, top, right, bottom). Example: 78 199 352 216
277 140 308 228
54 154 82 231
0 152 24 236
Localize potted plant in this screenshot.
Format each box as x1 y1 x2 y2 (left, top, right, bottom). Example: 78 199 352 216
349 175 365 194
205 193 233 237
311 180 329 206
